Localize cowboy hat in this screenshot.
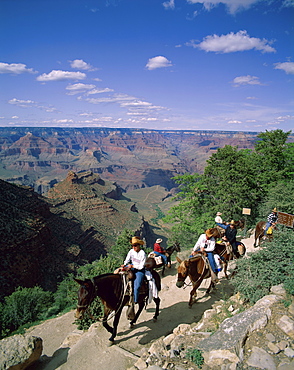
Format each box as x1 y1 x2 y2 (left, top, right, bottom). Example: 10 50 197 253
216 212 222 216
130 236 144 245
230 220 236 225
272 207 277 212
155 238 163 243
205 228 216 238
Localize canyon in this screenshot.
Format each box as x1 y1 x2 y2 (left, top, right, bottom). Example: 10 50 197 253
0 127 263 194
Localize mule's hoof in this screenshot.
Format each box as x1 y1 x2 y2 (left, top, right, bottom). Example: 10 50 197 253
129 323 135 328
152 317 157 323
108 339 115 346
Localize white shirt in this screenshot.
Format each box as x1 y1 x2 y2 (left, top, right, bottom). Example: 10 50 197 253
193 234 216 252
215 215 223 223
124 249 146 270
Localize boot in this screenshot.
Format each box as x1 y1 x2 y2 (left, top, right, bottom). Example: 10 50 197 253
211 271 219 284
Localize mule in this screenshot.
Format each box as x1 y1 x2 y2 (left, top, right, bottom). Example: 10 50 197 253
75 272 160 343
145 242 181 276
254 221 276 247
176 254 220 308
214 241 246 279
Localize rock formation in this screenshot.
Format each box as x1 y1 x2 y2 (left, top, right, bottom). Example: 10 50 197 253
0 172 153 299
0 334 42 370
0 127 281 194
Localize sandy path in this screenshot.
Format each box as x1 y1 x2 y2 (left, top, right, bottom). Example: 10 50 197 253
28 234 256 370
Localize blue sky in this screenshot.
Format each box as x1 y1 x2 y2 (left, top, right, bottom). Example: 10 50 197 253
0 0 293 132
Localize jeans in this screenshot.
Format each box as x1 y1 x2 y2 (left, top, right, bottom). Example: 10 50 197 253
206 252 217 273
216 223 229 229
154 251 168 264
264 222 271 235
133 268 145 303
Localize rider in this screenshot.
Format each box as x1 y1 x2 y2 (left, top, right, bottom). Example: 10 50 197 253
215 212 228 229
153 238 168 265
191 228 219 283
122 236 146 304
264 207 278 235
223 220 238 257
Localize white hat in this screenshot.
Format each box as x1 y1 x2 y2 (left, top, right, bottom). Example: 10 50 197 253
216 212 222 216
155 238 163 243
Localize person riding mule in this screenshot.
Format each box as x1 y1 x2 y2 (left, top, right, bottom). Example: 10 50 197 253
153 238 168 265
215 212 228 230
222 220 239 257
264 207 278 236
122 236 147 304
191 228 219 283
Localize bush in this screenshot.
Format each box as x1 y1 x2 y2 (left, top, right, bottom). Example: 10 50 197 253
186 348 204 368
0 286 53 338
231 227 294 304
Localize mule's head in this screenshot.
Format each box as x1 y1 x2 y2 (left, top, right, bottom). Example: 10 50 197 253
174 242 181 252
176 257 189 288
74 278 95 319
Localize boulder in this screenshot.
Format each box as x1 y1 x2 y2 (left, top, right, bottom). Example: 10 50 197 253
197 295 279 367
0 334 42 370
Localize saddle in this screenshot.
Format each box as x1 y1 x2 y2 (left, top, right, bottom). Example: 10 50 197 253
113 267 135 280
148 252 163 265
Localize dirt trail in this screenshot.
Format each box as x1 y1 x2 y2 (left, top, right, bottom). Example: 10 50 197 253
28 234 256 370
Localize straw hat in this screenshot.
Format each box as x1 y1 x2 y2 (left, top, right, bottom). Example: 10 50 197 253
130 236 144 245
205 228 216 238
272 207 277 212
155 238 163 243
216 212 222 216
230 220 236 225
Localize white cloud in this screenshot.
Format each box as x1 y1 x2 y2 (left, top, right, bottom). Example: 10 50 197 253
70 59 96 70
8 98 57 112
146 56 173 70
274 62 294 74
66 83 96 95
187 0 264 14
163 0 175 10
228 119 242 124
0 62 37 74
8 98 36 107
86 87 114 95
187 30 276 53
53 119 74 123
36 70 86 82
282 0 294 8
233 75 262 86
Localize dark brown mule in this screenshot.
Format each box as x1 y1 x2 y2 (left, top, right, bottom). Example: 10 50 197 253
254 221 276 247
176 254 219 308
145 242 181 276
214 241 246 279
75 272 160 343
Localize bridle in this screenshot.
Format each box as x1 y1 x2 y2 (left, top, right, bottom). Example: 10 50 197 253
77 279 97 312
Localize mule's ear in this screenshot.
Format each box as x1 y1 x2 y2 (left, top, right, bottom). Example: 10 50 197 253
74 278 84 285
176 256 182 264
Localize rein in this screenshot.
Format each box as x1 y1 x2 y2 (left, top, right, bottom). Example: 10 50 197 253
180 255 206 288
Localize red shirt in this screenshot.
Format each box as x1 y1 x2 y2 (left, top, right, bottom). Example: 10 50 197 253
154 243 165 253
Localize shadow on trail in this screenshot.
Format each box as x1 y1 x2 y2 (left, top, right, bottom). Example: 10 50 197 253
116 276 235 347
28 348 69 370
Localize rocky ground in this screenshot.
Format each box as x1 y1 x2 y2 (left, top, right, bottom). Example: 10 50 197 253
25 234 294 370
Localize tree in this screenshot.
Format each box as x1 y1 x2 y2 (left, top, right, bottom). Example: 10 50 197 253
163 173 211 247
203 146 263 221
254 129 292 186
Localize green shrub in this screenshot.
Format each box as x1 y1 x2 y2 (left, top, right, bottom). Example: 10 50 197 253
231 228 294 304
185 348 204 368
0 286 53 338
